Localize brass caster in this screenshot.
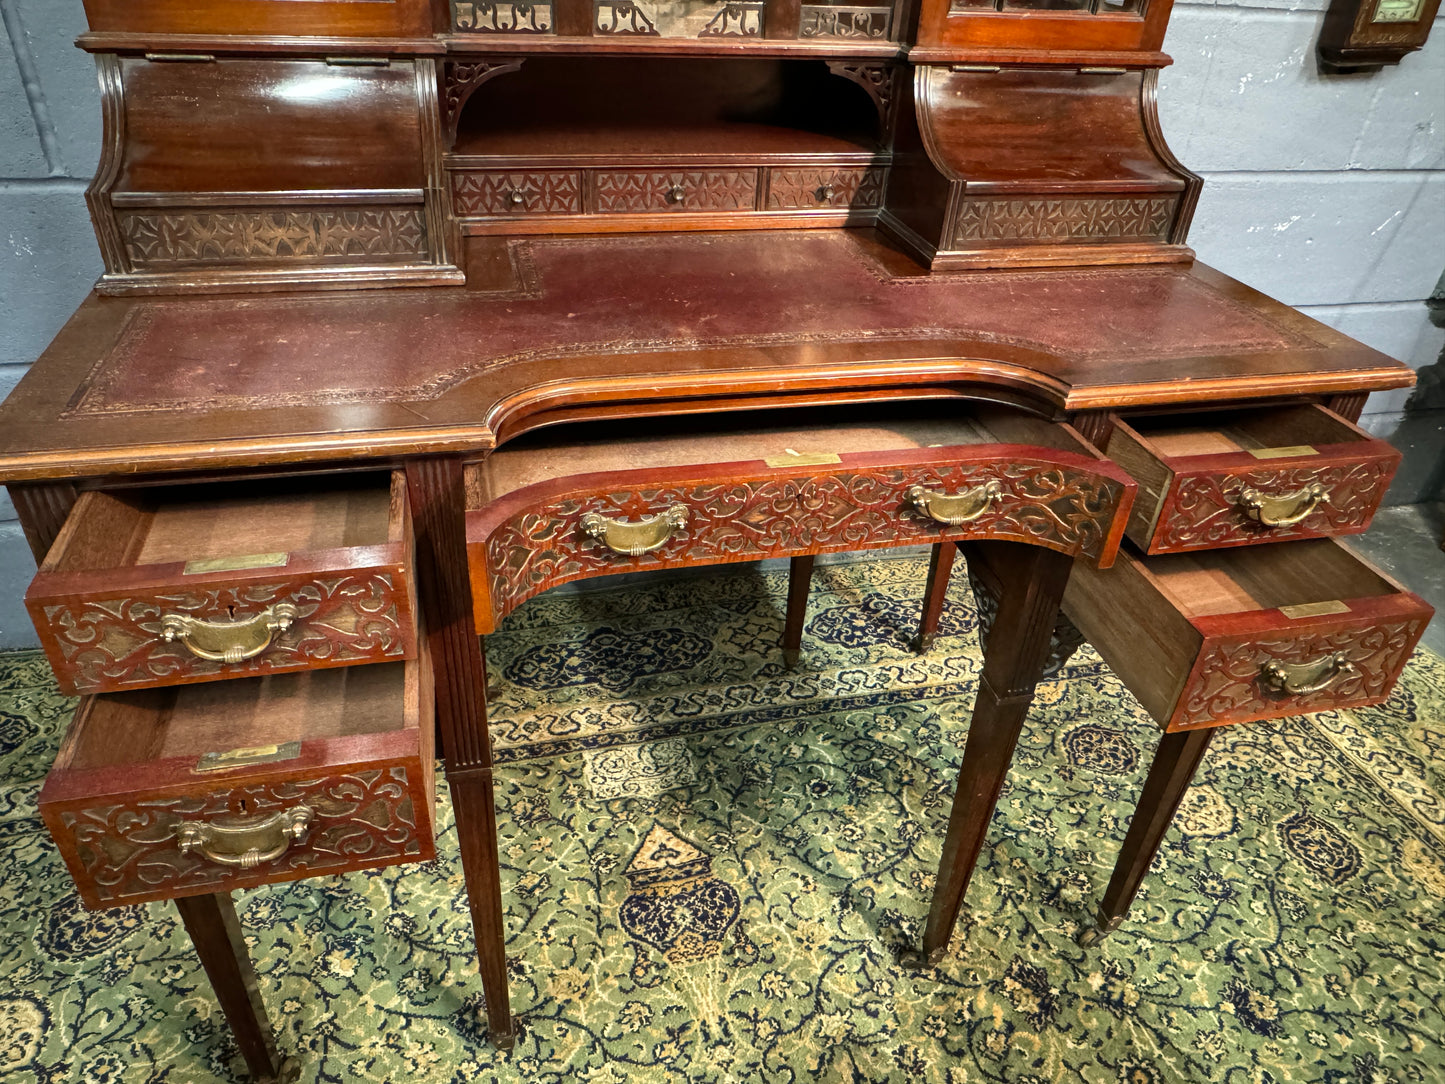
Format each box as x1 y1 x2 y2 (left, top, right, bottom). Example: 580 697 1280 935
912 632 936 655
899 944 946 971
492 1016 524 1052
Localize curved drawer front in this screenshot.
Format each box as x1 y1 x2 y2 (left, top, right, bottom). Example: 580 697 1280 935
469 447 1134 630
1175 604 1431 731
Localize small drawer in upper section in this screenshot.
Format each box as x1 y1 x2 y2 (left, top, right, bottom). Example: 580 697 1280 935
40 657 434 909
1062 538 1433 732
1106 405 1400 555
81 0 438 36
465 405 1136 631
28 473 416 696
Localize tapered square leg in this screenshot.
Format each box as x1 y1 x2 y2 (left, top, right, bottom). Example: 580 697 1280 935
908 542 1074 968
782 554 815 668
175 892 295 1083
1079 726 1216 945
914 542 955 654
406 457 516 1050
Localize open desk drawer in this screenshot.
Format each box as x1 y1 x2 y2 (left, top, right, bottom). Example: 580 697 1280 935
1106 405 1399 554
466 406 1136 633
39 658 435 909
1063 539 1433 732
28 472 416 695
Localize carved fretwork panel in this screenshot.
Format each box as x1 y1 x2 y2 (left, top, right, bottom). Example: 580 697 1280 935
595 170 759 213
52 767 431 907
699 3 764 35
825 61 897 135
441 59 527 148
452 1 555 32
595 0 658 33
951 197 1178 247
33 572 414 694
1154 459 1397 553
1175 618 1430 731
117 208 429 268
766 167 887 210
453 170 584 216
968 565 1087 680
476 458 1130 625
799 4 892 39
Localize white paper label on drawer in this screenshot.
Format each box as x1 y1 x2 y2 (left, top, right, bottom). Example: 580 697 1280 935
1279 600 1350 619
764 451 842 468
183 552 289 576
1249 445 1319 459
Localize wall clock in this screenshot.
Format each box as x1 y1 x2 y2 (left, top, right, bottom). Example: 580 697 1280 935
1318 0 1441 72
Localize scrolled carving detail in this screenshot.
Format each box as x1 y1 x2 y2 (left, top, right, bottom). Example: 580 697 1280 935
1176 620 1427 729
1158 460 1392 551
57 768 424 904
39 572 409 693
484 460 1127 622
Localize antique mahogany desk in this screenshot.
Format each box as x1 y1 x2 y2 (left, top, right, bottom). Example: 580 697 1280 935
0 0 1433 1078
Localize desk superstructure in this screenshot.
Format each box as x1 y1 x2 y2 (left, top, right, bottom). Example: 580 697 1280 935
0 1 1432 1078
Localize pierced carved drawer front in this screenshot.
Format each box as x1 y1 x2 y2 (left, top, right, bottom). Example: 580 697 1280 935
766 167 887 211
1062 539 1433 733
468 443 1134 631
38 659 435 909
27 473 415 695
1107 405 1400 554
452 170 583 216
594 170 759 213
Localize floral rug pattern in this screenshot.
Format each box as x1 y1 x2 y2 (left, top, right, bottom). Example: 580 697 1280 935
1 553 1443 1083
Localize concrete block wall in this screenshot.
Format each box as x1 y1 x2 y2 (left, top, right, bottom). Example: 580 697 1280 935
0 1 1442 647
1158 3 1445 501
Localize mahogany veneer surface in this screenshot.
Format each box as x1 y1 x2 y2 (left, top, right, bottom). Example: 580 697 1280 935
0 230 1411 482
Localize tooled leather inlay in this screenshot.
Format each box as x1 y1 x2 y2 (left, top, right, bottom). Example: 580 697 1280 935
70 232 1317 416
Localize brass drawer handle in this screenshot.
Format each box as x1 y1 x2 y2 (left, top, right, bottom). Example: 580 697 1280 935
161 603 299 664
176 806 313 870
666 184 687 204
816 183 836 203
1237 482 1329 527
507 188 527 207
580 505 689 556
1259 652 1357 696
907 480 1003 525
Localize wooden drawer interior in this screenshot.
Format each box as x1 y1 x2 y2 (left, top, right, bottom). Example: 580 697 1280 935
1107 404 1399 553
28 472 415 694
472 403 1102 505
41 473 399 575
1063 538 1433 731
40 659 435 908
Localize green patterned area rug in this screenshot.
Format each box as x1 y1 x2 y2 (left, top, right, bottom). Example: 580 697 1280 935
2 553 1444 1083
